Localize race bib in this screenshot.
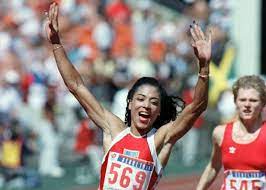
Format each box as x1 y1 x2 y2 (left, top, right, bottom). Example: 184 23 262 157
224 170 266 190
103 151 154 190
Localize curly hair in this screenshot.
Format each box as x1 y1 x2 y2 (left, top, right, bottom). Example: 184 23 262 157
232 75 266 106
124 77 185 129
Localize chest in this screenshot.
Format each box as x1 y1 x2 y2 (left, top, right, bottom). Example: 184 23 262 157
109 134 153 161
222 137 266 170
101 134 158 190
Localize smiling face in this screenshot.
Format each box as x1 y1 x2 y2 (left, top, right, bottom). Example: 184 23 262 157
235 88 264 122
128 84 161 135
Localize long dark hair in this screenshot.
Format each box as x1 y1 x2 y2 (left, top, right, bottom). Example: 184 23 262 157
125 77 185 129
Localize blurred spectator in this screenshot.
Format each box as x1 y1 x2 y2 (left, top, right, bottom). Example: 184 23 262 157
0 70 21 117
217 88 236 123
37 102 64 178
132 0 155 48
92 15 113 52
105 0 131 24
0 0 236 187
180 75 205 167
1 120 24 171
74 107 103 184
111 49 156 120
0 119 40 189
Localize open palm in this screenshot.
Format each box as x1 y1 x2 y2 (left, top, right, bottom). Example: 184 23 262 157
190 22 211 66
45 2 60 44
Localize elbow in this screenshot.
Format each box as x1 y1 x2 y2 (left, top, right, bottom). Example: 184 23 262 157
200 100 208 112
197 104 207 116
65 80 81 94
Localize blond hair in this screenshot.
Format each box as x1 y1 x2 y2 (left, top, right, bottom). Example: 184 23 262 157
232 75 266 106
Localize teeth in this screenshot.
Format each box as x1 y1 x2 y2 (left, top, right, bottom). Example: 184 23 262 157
140 112 149 115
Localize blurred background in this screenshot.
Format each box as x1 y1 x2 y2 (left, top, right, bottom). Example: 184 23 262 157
0 0 265 189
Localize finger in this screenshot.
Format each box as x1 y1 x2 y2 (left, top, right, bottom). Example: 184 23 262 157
196 24 205 40
45 21 51 42
192 21 202 40
55 3 59 21
54 3 59 30
48 4 52 22
51 3 55 24
46 10 55 32
190 38 196 47
190 25 198 42
206 29 212 44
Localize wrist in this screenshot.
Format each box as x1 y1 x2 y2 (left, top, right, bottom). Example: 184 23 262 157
198 66 210 79
52 44 63 52
199 66 209 75
198 72 209 79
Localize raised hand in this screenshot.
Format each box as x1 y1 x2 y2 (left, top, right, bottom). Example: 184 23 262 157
45 2 60 44
190 21 212 66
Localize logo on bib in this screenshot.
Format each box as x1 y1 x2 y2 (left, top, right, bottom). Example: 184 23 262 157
229 146 236 154
123 149 139 158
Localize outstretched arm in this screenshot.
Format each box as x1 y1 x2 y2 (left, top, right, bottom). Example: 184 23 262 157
197 126 223 190
156 22 211 166
169 22 211 140
45 3 124 135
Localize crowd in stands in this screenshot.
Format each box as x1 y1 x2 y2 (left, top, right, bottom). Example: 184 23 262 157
0 0 235 188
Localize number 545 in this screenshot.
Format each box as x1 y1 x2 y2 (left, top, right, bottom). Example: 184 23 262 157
229 179 261 190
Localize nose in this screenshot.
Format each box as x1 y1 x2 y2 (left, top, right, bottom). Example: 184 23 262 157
244 101 251 107
143 100 151 109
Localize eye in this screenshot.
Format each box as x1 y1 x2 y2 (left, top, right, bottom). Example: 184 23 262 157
136 97 144 101
238 98 246 102
151 101 159 106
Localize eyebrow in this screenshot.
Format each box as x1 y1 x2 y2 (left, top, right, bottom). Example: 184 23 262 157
136 94 160 100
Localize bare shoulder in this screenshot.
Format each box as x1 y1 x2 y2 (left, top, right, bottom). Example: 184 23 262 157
212 124 227 146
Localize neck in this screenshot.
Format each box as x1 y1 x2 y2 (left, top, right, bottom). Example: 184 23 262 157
238 116 262 133
130 127 151 137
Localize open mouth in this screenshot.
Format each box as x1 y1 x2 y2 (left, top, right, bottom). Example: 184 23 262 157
139 111 151 124
139 111 150 118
